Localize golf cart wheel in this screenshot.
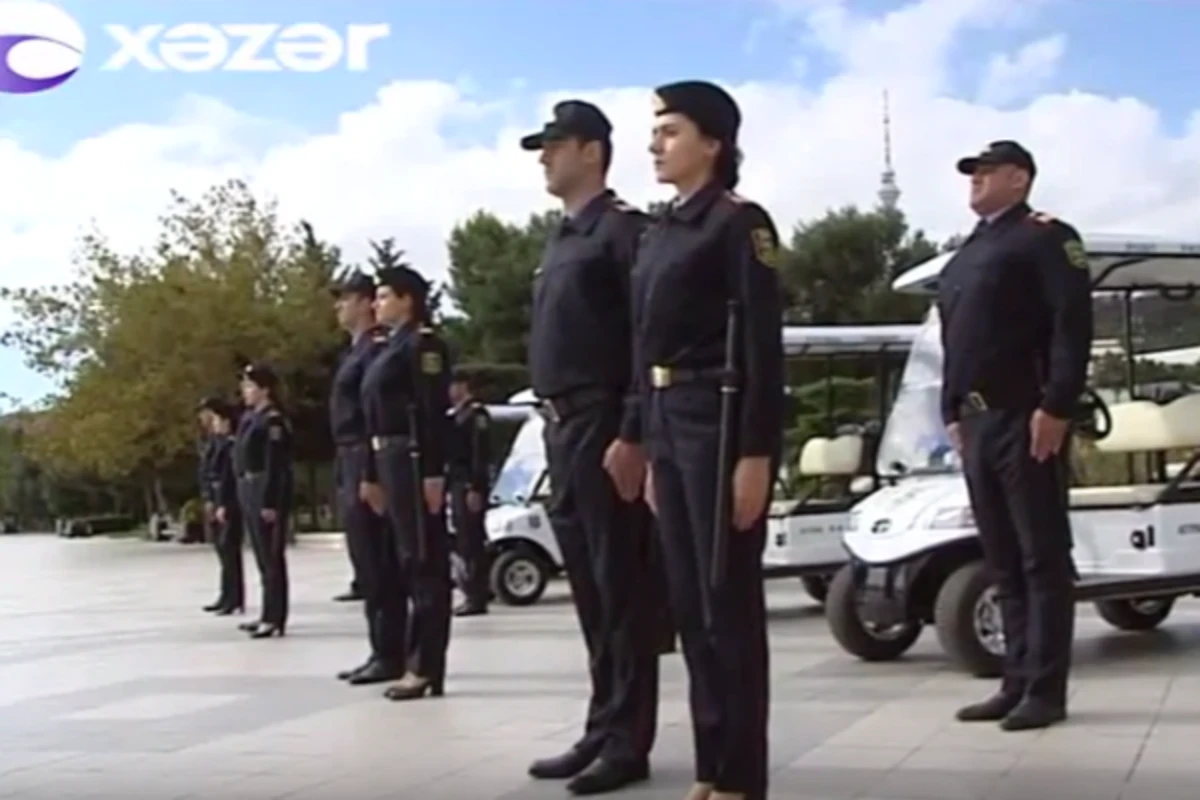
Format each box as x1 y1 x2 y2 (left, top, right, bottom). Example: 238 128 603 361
1094 597 1175 631
826 565 922 662
800 575 830 605
934 560 1004 678
489 547 548 607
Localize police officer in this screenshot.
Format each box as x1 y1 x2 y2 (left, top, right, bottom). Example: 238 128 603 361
630 81 784 800
197 398 226 612
521 99 660 796
330 270 406 684
205 398 245 616
447 370 492 617
359 265 453 701
234 363 294 639
939 140 1091 731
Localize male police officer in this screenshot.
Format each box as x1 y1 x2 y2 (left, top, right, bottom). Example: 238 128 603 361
330 270 406 684
938 140 1092 731
521 100 660 795
447 370 492 617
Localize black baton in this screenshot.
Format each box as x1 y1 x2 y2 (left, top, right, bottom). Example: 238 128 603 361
710 299 740 590
406 403 428 564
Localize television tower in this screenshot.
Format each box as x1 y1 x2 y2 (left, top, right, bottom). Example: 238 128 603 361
878 90 901 211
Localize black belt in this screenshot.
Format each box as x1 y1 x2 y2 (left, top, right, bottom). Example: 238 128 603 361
540 386 615 423
648 365 728 390
370 434 411 451
958 387 1040 416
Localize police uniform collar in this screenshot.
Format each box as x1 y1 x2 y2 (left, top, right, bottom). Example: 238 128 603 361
983 201 1030 227
560 190 612 236
668 180 724 223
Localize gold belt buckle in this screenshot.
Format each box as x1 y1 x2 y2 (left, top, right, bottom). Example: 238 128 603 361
370 436 383 451
650 366 672 389
966 392 988 411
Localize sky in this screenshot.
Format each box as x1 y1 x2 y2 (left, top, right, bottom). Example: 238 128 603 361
1 0 1199 406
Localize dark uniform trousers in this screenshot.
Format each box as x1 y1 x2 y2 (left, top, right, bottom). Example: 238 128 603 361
543 392 660 765
960 407 1075 706
374 439 452 681
211 480 244 609
337 443 406 666
238 473 290 629
449 482 489 606
647 384 769 799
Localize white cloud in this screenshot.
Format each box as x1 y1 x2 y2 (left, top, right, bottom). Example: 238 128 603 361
1 0 1199 400
977 34 1067 106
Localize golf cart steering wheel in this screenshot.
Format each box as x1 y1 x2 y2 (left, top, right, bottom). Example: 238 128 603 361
1073 387 1112 441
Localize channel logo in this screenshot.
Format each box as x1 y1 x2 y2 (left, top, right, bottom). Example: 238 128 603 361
0 0 85 94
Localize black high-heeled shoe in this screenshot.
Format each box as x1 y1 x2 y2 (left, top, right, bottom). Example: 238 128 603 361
236 620 259 632
202 600 225 612
248 623 285 639
214 604 244 616
382 673 444 701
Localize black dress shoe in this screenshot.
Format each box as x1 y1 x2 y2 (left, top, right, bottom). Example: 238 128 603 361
956 692 1022 722
567 759 649 796
529 746 601 780
203 601 225 612
237 621 260 632
348 660 403 685
1000 698 1066 731
333 590 363 602
454 604 488 617
214 604 244 616
338 658 375 681
248 623 285 639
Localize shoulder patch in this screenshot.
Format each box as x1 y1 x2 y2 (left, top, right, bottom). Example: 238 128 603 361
420 349 443 375
750 227 782 269
268 423 284 441
475 413 489 431
1063 238 1089 270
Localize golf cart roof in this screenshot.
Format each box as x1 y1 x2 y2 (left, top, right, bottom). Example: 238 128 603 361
892 234 1200 295
484 388 539 423
782 324 919 355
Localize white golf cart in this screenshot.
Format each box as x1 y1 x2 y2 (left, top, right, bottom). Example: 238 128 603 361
764 325 918 604
826 235 1200 676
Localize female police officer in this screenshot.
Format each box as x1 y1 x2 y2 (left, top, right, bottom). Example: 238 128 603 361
624 81 784 800
358 265 453 701
234 364 293 639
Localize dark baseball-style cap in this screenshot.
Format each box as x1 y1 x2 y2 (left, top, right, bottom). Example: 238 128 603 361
956 140 1037 178
330 269 376 299
520 100 613 151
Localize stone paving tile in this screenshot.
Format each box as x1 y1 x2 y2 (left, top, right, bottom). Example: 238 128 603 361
2 534 1200 798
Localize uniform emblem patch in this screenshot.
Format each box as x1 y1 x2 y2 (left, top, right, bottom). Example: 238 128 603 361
1064 239 1088 270
268 425 283 442
475 414 489 431
751 228 781 269
421 351 442 375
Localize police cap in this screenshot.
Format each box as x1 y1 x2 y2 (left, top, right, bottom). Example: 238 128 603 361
377 264 430 300
196 395 224 414
520 100 613 151
330 269 376 299
242 362 279 391
653 80 741 143
956 140 1037 179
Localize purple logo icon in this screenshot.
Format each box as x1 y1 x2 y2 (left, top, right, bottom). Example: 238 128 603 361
0 1 85 94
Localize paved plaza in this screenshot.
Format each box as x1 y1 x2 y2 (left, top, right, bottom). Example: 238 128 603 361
0 534 1199 798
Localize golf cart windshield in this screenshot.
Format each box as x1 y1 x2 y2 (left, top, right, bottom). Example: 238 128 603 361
490 414 547 506
875 307 958 477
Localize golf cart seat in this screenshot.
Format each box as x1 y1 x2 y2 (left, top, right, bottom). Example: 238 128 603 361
799 434 863 477
1069 394 1200 508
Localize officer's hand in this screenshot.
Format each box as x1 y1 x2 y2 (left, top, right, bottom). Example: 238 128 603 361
359 482 386 516
732 457 771 531
423 477 445 514
644 465 658 517
466 490 483 513
1029 410 1069 462
204 501 215 520
603 439 646 502
946 423 963 455
215 506 226 525
260 508 277 524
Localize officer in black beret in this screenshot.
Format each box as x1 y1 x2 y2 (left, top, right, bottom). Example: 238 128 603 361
197 396 243 614
234 363 294 639
521 98 663 796
328 270 407 685
940 140 1091 731
446 369 492 617
359 264 454 702
629 80 784 800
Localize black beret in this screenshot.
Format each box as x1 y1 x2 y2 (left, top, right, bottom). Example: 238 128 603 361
331 269 376 299
377 265 430 299
653 81 741 143
520 100 613 151
241 362 279 390
956 140 1037 179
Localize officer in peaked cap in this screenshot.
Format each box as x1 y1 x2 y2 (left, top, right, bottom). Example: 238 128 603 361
329 269 407 685
197 396 240 612
522 97 665 795
629 79 785 800
940 139 1091 731
445 368 492 617
200 397 245 617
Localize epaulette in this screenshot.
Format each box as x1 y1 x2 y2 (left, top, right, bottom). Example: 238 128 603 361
266 409 282 419
1029 211 1057 224
609 196 640 214
724 191 749 205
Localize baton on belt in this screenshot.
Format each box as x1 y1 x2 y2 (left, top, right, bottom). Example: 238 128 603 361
710 299 740 590
406 403 428 564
